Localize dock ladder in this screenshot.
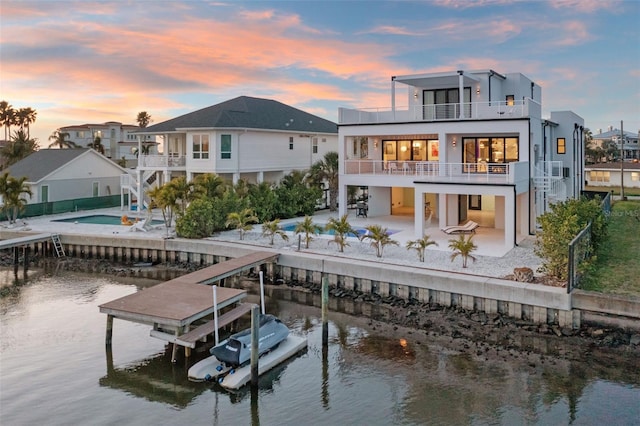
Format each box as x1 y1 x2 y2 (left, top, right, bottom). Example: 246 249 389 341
51 234 66 258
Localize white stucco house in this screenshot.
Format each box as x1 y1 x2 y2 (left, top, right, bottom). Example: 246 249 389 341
124 96 338 209
2 149 126 204
585 162 640 189
338 69 585 251
58 121 157 166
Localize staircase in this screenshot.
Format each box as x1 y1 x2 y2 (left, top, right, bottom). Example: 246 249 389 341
533 161 567 221
121 172 156 210
51 234 66 258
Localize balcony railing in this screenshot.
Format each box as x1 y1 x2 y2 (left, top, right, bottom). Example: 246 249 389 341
343 160 525 183
339 99 540 124
138 154 186 168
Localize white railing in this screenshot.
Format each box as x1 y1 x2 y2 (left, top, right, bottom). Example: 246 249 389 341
139 154 186 168
339 99 540 124
120 173 135 187
344 160 521 183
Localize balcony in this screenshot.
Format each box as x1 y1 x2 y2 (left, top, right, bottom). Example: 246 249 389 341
343 160 529 184
339 99 540 125
138 154 186 168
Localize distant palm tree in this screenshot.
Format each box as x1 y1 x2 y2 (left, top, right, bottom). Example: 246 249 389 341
406 235 439 262
294 215 323 249
136 111 152 128
226 208 258 240
325 214 356 253
48 130 78 149
15 107 37 138
449 234 477 268
88 136 105 155
362 224 398 258
261 219 289 245
1 130 38 167
308 151 339 211
0 173 32 223
132 144 152 157
0 101 16 141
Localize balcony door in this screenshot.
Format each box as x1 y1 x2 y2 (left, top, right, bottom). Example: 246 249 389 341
423 88 471 119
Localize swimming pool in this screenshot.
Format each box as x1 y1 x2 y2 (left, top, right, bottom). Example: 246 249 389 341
53 215 164 226
280 223 399 237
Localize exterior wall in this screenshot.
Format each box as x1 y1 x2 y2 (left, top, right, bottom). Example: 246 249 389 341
549 111 585 198
585 168 640 188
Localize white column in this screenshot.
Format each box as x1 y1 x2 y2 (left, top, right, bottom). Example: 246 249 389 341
391 77 396 120
414 189 425 237
257 171 264 183
438 193 447 228
505 191 515 249
233 173 240 184
458 71 465 119
338 183 347 217
136 169 143 210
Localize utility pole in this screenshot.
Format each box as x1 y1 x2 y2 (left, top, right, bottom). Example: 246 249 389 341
620 121 626 201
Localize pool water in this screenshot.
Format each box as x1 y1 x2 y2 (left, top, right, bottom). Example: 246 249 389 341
281 222 398 237
53 215 164 226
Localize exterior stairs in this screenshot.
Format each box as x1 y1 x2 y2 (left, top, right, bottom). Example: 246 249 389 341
51 234 66 258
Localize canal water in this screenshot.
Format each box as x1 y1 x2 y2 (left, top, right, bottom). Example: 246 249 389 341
1 269 639 425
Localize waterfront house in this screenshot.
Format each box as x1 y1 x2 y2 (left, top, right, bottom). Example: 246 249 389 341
590 127 639 162
58 121 158 167
337 69 585 251
585 161 640 189
2 148 126 205
125 96 338 209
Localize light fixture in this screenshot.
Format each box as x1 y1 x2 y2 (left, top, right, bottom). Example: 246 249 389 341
401 145 407 152
476 87 480 95
452 137 457 147
374 140 378 149
414 90 419 99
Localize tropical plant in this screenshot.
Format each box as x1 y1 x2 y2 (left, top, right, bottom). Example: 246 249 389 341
88 136 105 155
325 214 356 253
48 130 78 149
15 107 37 138
0 101 16 141
147 184 177 232
175 198 216 238
247 181 278 222
406 235 439 262
275 170 322 218
1 130 38 167
0 173 32 223
192 173 227 199
294 215 323 249
362 224 398 258
132 144 152 157
261 219 289 245
166 176 197 216
308 151 339 211
136 111 152 128
226 208 258 240
449 234 477 268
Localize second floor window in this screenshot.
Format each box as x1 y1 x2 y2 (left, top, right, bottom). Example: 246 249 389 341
289 137 294 150
312 138 318 154
506 95 515 106
193 134 209 159
557 138 566 154
221 134 231 159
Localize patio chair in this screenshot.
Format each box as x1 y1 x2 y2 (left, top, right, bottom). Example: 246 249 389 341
441 220 479 234
401 162 411 174
129 219 149 232
387 162 398 174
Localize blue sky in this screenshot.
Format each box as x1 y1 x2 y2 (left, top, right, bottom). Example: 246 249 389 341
1 0 639 145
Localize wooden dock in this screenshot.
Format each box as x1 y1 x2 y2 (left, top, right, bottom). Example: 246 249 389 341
99 251 278 362
0 233 52 250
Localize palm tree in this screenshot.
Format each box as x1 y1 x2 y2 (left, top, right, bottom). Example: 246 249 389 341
0 101 16 141
147 184 177 231
406 235 439 262
136 111 152 128
1 130 38 167
15 107 37 138
166 176 197 215
261 219 289 245
362 224 398 258
294 215 323 248
448 234 478 268
325 214 356 252
132 144 151 157
48 130 78 149
226 208 258 240
88 136 105 155
192 173 227 199
309 151 339 211
0 174 32 223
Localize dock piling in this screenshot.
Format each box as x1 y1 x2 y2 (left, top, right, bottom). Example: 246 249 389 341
250 305 260 387
322 276 329 346
105 315 114 346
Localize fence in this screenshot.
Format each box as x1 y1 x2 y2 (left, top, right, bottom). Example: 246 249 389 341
17 194 128 219
567 191 612 293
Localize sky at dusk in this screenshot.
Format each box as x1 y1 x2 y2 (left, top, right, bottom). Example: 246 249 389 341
1 0 639 147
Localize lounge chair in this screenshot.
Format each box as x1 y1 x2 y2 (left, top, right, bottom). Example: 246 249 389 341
129 219 150 232
441 220 479 234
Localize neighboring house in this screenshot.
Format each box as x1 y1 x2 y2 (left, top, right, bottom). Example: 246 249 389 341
58 121 157 166
2 149 126 204
590 127 639 161
125 96 338 209
585 162 640 189
338 69 585 251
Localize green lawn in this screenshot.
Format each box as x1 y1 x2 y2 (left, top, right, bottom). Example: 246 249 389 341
581 200 640 296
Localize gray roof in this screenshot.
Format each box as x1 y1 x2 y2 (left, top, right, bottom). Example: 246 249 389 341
592 129 637 140
141 96 337 134
4 149 89 182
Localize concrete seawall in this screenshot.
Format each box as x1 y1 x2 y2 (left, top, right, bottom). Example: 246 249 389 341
3 230 638 330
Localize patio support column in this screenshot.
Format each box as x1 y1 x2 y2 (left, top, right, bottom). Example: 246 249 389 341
391 76 396 120
438 194 447 229
505 191 515 249
257 171 264 183
136 169 143 211
414 188 425 237
338 183 347 217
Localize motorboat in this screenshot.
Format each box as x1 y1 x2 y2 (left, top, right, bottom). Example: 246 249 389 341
188 314 289 382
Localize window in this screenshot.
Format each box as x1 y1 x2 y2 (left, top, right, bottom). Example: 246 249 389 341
92 182 99 197
589 171 610 182
193 134 210 159
220 134 231 159
312 138 318 154
289 137 294 150
557 138 566 154
632 172 639 182
506 95 515 106
41 185 49 203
